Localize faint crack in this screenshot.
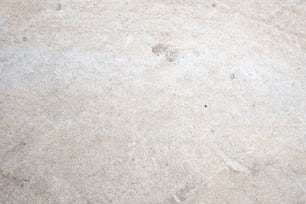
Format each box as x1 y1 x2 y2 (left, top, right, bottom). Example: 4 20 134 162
0 169 29 187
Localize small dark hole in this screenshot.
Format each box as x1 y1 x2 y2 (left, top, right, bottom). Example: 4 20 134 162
204 105 208 108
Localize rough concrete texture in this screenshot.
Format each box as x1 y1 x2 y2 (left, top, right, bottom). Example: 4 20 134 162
0 0 306 203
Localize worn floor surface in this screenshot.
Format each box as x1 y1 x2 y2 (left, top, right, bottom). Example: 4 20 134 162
1 0 306 203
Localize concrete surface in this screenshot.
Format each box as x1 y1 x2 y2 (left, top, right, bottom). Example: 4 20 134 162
1 0 306 203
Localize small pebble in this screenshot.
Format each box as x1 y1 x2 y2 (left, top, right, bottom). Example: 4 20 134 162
230 73 235 79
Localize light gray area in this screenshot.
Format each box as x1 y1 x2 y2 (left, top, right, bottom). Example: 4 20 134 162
0 0 306 203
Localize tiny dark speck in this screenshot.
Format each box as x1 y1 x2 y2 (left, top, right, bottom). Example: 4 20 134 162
56 3 61 11
22 37 27 41
212 3 217 7
204 105 208 108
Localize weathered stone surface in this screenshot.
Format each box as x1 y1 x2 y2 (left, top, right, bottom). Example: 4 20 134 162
0 0 306 203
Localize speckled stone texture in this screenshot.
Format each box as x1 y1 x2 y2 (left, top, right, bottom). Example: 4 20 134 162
0 0 306 203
